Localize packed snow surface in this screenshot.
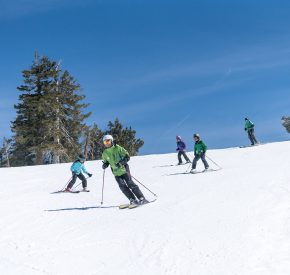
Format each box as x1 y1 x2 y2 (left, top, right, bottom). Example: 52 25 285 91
0 141 290 275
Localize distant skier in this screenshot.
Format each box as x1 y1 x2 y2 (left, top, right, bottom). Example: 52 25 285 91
244 118 258 145
176 135 191 165
101 135 148 205
65 154 92 192
190 134 209 173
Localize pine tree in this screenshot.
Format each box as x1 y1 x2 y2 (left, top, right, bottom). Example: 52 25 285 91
282 116 290 133
11 53 90 166
105 118 144 156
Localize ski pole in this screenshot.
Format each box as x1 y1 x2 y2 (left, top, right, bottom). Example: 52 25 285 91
188 152 194 160
206 155 222 170
72 177 89 191
72 182 81 191
101 169 105 204
60 176 73 191
186 162 192 173
131 175 158 197
185 153 195 172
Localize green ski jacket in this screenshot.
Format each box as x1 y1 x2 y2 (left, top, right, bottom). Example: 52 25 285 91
102 144 129 176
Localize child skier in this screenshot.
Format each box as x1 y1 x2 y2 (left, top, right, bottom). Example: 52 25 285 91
65 154 92 192
176 135 191 165
190 134 209 174
101 135 148 205
244 118 258 145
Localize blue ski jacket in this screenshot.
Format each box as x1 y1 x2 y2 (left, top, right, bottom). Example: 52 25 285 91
70 160 89 175
176 140 186 152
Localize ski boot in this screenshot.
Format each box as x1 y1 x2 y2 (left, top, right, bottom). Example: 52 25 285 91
129 198 139 205
128 198 139 209
139 197 149 205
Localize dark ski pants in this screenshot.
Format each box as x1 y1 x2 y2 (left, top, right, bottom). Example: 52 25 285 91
115 172 144 201
67 172 87 189
124 164 132 180
192 154 209 169
247 129 258 145
178 151 190 164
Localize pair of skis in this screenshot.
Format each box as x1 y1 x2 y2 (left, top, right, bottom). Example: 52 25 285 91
189 168 220 174
51 189 157 210
166 167 221 176
119 199 157 209
239 142 263 148
51 189 90 194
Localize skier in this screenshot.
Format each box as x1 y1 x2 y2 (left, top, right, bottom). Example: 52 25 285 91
65 154 92 192
101 135 148 205
244 118 258 145
176 135 191 165
190 134 209 173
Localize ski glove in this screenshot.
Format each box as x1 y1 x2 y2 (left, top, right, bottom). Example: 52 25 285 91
102 162 109 169
116 160 126 168
87 173 93 177
116 156 130 167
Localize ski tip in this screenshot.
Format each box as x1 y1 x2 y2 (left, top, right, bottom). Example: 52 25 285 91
128 204 139 209
119 204 130 209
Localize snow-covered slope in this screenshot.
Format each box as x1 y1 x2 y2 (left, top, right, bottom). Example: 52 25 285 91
1 142 290 275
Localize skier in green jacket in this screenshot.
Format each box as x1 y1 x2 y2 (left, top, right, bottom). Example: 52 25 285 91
190 134 209 174
244 118 258 145
101 135 148 205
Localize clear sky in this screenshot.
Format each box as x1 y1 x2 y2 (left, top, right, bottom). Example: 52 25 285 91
1 0 290 154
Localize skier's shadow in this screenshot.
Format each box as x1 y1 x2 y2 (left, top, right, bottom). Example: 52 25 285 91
165 168 220 176
45 205 118 212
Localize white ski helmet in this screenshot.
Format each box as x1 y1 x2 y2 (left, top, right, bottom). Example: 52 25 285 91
103 135 114 142
176 135 182 141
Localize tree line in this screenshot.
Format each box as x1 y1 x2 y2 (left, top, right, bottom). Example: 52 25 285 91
0 53 144 167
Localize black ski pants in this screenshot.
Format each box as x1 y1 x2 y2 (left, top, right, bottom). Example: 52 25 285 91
178 151 190 163
67 172 87 189
192 153 209 169
247 129 258 145
115 172 144 201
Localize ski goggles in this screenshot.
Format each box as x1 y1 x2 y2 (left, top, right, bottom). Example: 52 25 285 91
103 139 112 146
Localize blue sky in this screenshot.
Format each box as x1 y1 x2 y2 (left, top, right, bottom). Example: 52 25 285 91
1 0 290 154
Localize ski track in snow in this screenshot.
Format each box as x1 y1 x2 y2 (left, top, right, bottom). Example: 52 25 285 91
0 141 290 274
